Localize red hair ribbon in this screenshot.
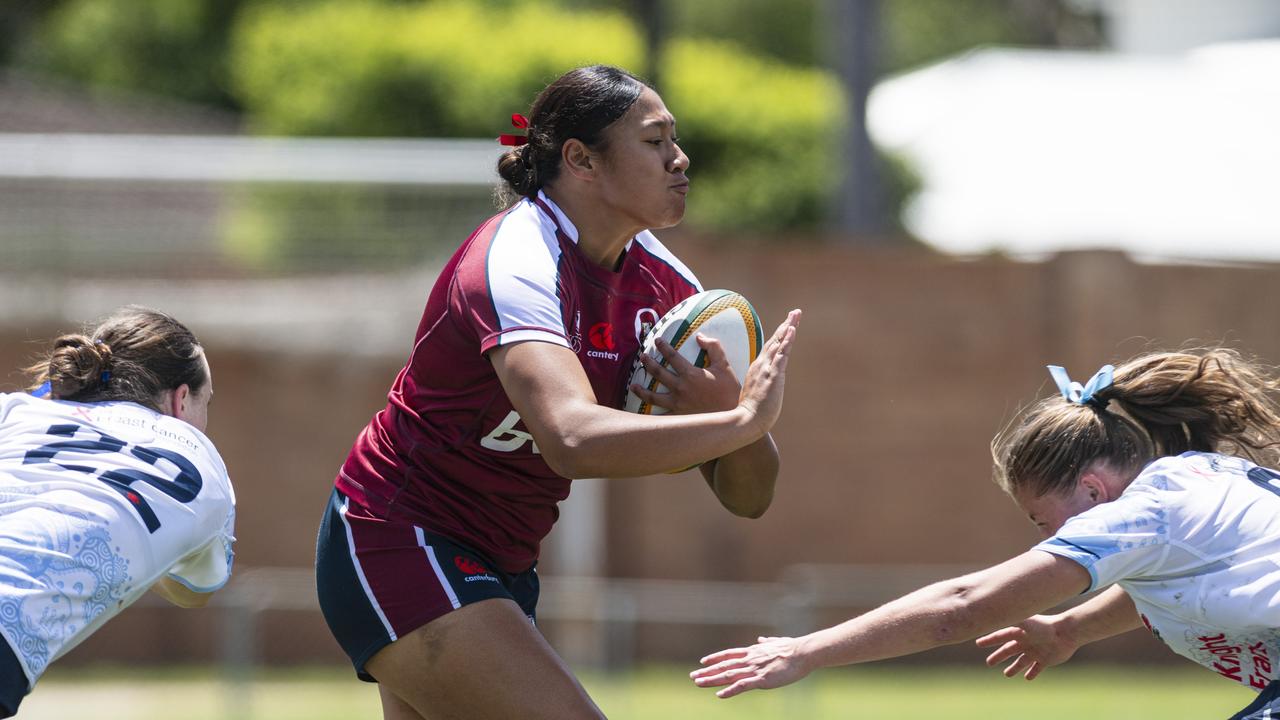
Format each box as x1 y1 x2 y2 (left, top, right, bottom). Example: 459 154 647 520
498 113 530 146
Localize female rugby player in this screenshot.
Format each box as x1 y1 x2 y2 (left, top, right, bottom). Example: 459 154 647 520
694 349 1280 720
0 306 235 717
316 65 801 719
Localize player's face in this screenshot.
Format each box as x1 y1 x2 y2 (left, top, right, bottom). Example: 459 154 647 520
596 87 690 231
1012 479 1098 539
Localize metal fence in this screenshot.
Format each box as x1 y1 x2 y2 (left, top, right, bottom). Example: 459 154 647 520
0 133 503 276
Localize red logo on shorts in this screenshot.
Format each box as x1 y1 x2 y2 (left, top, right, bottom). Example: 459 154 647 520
588 322 616 351
454 556 491 575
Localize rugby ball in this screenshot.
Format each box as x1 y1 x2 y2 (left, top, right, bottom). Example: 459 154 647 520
623 289 764 415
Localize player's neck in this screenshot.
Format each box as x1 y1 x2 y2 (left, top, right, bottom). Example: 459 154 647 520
543 186 637 271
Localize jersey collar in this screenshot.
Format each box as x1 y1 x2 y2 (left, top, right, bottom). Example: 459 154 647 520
533 190 636 252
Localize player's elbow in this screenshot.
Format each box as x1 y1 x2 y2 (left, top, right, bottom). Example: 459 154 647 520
720 490 773 519
539 434 592 479
927 581 985 646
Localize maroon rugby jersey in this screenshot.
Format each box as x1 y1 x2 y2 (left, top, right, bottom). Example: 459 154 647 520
336 192 701 573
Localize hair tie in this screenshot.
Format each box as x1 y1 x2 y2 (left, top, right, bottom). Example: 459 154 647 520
1047 364 1114 408
31 380 52 399
498 113 530 146
94 339 112 387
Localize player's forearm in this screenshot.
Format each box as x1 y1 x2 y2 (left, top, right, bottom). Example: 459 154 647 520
795 579 994 672
701 433 778 518
792 554 1090 674
541 401 766 479
1053 585 1142 649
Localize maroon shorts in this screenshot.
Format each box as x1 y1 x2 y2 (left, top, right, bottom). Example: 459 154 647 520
315 488 539 681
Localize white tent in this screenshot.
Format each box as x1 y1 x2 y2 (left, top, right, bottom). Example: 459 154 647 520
867 40 1280 264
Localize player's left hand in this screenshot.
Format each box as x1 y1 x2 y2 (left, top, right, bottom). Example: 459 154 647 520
690 636 812 698
975 614 1078 680
633 334 740 415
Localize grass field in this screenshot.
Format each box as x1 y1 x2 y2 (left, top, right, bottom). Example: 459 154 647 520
19 663 1254 719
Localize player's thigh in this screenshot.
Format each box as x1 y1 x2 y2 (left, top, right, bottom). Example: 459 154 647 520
366 597 604 720
378 685 427 720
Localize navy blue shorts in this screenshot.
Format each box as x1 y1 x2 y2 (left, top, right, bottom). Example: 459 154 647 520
0 634 27 718
1230 679 1280 720
314 488 539 682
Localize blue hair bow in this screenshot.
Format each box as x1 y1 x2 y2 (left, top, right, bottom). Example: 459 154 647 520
1047 364 1114 405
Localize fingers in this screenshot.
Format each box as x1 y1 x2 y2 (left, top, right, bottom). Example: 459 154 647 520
640 349 681 388
628 382 674 411
975 626 1021 649
983 640 1023 667
695 334 729 369
655 337 696 373
717 675 767 699
692 664 757 688
697 647 750 667
1002 653 1034 678
1024 662 1044 681
757 310 801 369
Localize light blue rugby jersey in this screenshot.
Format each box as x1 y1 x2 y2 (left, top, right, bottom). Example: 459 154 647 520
1036 452 1280 690
0 392 236 687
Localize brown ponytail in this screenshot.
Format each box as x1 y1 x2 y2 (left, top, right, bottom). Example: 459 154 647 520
27 306 207 413
993 348 1280 498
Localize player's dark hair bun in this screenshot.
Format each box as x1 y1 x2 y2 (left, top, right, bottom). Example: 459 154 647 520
497 145 537 199
46 334 112 399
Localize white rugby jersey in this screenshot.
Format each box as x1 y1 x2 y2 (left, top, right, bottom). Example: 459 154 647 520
0 392 235 687
1037 452 1280 690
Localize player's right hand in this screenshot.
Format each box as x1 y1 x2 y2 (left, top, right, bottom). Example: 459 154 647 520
737 309 801 436
691 635 813 698
975 614 1079 681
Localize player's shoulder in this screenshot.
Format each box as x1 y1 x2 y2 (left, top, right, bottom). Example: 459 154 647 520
468 199 558 269
1137 452 1247 490
452 199 561 295
629 230 702 293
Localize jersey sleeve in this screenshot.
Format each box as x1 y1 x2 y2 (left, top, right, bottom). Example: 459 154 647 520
0 392 24 424
454 214 571 355
166 506 236 593
1033 485 1170 592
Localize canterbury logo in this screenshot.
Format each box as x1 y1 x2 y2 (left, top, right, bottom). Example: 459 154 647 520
454 556 491 576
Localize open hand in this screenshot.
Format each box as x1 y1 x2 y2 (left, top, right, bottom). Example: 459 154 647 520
975 615 1078 680
690 635 812 699
630 333 741 415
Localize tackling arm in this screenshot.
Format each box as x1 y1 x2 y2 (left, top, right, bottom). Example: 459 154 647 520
976 584 1142 680
692 550 1091 698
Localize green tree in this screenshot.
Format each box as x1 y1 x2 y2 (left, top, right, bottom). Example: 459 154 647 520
21 0 249 108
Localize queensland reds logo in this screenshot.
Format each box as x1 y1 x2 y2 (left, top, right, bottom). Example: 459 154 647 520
634 307 659 341
588 322 616 351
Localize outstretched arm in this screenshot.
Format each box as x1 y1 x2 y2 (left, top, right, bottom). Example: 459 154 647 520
976 584 1141 680
691 550 1090 698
